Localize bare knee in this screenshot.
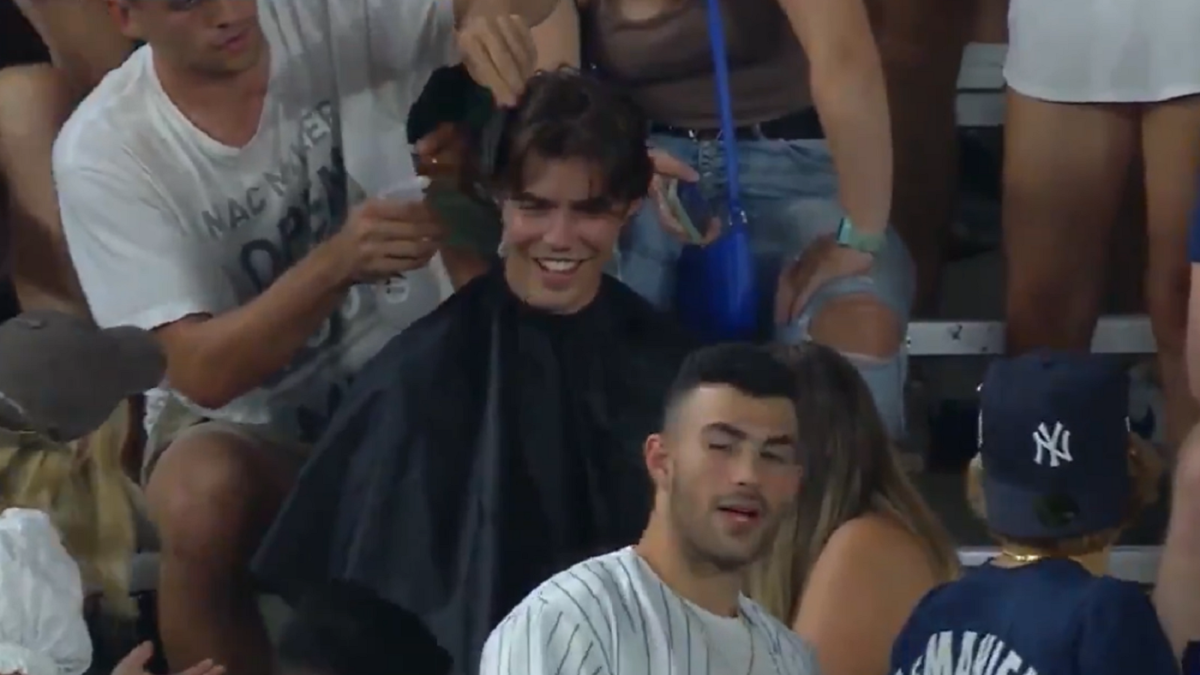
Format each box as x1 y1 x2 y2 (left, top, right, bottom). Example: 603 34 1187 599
807 293 904 360
145 431 277 571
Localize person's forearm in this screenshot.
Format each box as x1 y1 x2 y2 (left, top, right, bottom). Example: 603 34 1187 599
14 0 132 98
164 244 350 410
456 0 561 26
530 0 581 69
809 54 893 237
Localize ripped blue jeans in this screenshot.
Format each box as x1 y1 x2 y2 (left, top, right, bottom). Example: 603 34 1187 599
616 134 915 438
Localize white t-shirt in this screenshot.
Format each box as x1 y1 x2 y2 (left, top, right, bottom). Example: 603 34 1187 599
54 0 461 444
0 509 90 675
479 547 822 675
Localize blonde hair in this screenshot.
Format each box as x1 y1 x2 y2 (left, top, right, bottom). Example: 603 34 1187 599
746 344 960 624
965 436 1163 557
0 401 140 616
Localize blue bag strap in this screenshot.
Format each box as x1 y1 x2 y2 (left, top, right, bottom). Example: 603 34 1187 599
702 0 745 226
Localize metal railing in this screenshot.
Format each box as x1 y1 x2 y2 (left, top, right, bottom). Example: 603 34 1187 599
907 315 1157 357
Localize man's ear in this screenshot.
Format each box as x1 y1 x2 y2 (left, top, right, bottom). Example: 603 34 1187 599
644 433 670 490
107 0 142 40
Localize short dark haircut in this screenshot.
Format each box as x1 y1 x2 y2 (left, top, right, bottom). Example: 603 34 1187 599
484 67 653 208
277 581 451 675
662 343 796 428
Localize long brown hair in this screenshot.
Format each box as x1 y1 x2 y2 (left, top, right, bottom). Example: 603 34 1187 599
746 343 959 623
0 401 140 615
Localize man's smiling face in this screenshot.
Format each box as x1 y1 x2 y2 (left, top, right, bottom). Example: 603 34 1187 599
500 154 639 314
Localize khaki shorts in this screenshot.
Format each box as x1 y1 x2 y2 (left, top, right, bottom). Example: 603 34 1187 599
141 396 312 486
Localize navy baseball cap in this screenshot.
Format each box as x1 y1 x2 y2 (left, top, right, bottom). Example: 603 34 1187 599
977 350 1131 540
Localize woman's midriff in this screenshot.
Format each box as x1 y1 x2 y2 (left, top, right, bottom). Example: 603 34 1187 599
582 0 813 128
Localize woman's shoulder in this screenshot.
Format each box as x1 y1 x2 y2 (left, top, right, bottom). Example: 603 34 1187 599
815 513 944 585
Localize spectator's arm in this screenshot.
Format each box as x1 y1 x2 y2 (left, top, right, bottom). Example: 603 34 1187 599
56 163 349 410
0 65 89 317
775 0 891 237
479 603 612 675
453 0 561 27
13 0 132 98
790 516 941 675
359 0 561 80
529 0 582 70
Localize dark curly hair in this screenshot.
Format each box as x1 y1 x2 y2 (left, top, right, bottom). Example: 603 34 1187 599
481 67 653 209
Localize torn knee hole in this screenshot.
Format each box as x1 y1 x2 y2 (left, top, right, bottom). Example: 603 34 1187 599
807 294 904 360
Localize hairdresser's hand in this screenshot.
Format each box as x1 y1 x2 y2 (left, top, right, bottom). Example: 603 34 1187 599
458 13 536 107
774 235 874 325
114 642 225 675
414 123 469 180
648 148 698 183
646 148 721 244
322 199 444 283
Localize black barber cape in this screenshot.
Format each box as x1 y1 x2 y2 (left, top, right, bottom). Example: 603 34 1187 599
253 267 695 675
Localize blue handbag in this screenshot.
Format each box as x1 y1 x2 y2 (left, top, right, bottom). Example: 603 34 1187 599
673 0 759 343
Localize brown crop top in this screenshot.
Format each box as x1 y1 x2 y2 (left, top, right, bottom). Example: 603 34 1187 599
580 0 812 129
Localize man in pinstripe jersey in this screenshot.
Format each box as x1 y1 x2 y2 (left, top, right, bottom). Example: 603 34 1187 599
479 343 822 675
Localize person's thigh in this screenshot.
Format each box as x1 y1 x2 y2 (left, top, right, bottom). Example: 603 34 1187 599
736 138 914 438
1001 92 1138 353
614 135 699 309
143 398 307 565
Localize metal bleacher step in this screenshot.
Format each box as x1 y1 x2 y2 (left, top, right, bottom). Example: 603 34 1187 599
907 315 1156 357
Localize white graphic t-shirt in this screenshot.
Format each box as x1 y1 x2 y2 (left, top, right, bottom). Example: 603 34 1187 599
479 547 823 675
54 0 460 444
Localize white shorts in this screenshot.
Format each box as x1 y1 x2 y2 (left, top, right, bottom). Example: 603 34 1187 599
1004 0 1200 103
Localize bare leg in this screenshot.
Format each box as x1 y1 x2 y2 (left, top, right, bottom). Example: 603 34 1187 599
1141 95 1200 449
875 0 975 314
1002 93 1139 354
145 429 301 675
0 64 88 315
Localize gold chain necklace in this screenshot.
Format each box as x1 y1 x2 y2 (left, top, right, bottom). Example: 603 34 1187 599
998 550 1047 564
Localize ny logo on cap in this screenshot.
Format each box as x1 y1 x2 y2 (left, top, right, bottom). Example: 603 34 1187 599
1033 422 1072 467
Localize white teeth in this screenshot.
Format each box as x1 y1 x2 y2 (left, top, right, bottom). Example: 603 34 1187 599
537 259 582 273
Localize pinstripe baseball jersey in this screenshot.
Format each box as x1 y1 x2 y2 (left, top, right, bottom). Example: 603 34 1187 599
479 547 821 675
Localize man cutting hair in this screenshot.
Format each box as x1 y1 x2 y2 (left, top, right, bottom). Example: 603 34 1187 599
52 0 555 672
